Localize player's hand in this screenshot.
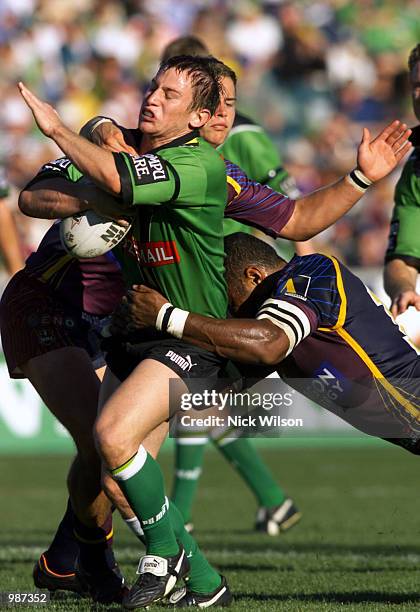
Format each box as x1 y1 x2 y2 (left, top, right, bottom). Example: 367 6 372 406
391 290 420 317
91 122 137 155
85 185 133 227
356 120 412 182
110 284 168 334
18 82 64 138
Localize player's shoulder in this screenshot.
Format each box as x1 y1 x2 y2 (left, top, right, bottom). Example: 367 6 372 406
272 253 344 314
228 112 265 137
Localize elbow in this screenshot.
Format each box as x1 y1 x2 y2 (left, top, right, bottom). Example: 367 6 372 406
18 190 33 217
282 214 313 241
105 174 122 197
252 326 288 366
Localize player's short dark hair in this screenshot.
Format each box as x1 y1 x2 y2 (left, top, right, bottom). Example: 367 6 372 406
162 39 237 89
158 55 235 115
161 36 209 63
224 233 283 283
408 44 420 71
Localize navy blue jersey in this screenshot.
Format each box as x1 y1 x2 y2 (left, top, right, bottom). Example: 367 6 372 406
249 254 420 439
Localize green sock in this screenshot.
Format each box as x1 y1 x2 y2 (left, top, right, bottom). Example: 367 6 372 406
169 501 220 594
171 439 207 523
111 448 178 557
213 437 285 508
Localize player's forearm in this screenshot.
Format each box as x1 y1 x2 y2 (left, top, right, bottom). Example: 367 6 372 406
283 176 364 240
19 188 88 219
181 315 287 365
51 124 121 195
0 202 24 274
384 259 418 300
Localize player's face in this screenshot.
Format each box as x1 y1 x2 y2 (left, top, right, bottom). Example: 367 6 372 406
228 282 250 314
411 61 420 122
200 77 236 147
139 68 210 143
227 266 266 314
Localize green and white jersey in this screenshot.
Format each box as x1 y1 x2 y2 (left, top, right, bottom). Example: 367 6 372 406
113 131 228 318
385 126 420 269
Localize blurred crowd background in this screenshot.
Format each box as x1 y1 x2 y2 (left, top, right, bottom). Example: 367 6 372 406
0 0 419 279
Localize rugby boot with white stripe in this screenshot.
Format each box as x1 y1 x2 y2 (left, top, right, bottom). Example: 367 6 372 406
169 575 232 608
123 545 189 609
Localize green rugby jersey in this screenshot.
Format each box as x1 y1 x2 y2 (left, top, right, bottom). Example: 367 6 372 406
112 131 228 318
385 126 420 269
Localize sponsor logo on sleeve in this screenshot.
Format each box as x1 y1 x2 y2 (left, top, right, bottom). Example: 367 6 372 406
282 275 311 301
129 153 170 185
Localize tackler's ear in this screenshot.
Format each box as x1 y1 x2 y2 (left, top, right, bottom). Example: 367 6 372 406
244 265 266 287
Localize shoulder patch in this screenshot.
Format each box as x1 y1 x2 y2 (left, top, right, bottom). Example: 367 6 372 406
282 275 311 301
128 153 170 186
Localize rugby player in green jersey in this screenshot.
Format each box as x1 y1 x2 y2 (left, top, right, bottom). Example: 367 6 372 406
20 56 235 609
19 52 411 607
384 44 420 317
160 37 303 534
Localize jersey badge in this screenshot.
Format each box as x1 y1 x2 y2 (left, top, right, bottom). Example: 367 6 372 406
283 275 311 301
129 153 170 186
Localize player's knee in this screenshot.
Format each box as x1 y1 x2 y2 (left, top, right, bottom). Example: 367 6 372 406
94 417 137 468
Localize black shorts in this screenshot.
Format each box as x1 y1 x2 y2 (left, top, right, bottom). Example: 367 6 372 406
103 333 226 383
0 271 108 378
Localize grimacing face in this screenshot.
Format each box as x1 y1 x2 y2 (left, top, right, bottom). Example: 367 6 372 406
411 60 420 122
200 76 236 147
138 67 210 144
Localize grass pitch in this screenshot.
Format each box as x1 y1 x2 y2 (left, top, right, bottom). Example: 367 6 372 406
1 443 420 611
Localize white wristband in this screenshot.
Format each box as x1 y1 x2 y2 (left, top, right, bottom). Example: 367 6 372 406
90 117 114 137
353 168 373 186
167 308 190 339
346 168 373 193
156 302 173 331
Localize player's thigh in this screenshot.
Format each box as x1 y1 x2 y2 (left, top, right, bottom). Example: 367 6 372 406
21 346 101 446
95 359 183 464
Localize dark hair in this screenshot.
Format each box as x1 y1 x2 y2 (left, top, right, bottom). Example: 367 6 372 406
161 36 209 63
224 233 283 284
408 44 420 72
158 55 235 115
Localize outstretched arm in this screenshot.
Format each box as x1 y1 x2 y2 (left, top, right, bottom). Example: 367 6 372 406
281 121 412 240
18 83 122 195
111 285 290 365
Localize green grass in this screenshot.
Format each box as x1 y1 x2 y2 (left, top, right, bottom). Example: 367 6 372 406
1 445 420 610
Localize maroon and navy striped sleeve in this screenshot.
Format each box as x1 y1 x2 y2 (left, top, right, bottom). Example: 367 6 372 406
224 160 296 237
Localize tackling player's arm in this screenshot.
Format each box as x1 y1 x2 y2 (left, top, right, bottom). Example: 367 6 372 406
112 285 289 365
18 163 125 220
